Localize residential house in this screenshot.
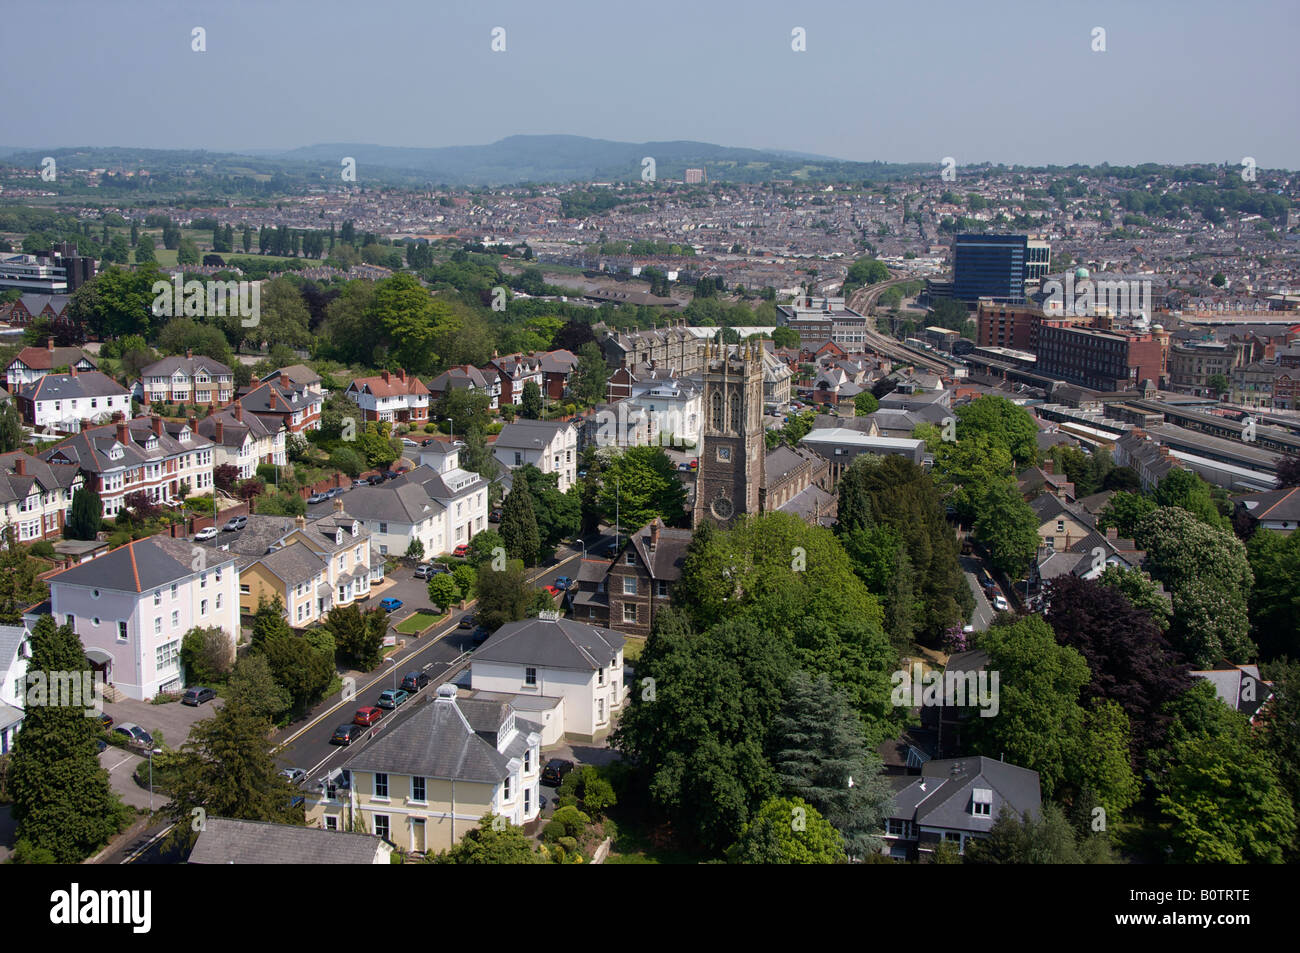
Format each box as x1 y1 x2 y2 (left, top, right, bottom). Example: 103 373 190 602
1190 664 1273 724
1112 429 1178 491
1029 493 1094 552
492 419 578 492
470 616 626 742
882 756 1042 860
530 349 580 401
0 294 71 328
188 817 393 864
194 403 287 480
139 352 235 408
238 534 330 627
312 685 542 853
45 535 241 700
260 364 324 395
43 416 216 518
0 450 83 543
16 369 132 431
598 517 692 635
426 365 500 410
238 380 323 435
487 353 544 408
1232 485 1300 535
0 624 31 754
5 338 96 393
345 370 429 425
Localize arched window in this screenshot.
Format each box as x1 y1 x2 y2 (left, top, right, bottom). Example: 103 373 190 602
729 393 741 433
711 390 723 431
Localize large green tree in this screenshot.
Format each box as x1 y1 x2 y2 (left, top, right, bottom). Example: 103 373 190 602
955 395 1039 468
596 446 687 532
973 481 1039 578
1247 529 1300 660
724 796 846 864
474 558 533 631
499 482 541 567
64 484 103 541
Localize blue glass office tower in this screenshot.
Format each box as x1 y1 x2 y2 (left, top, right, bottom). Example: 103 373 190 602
953 234 1028 304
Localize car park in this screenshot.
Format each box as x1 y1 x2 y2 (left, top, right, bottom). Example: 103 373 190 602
379 597 404 612
353 706 383 727
194 526 219 541
376 688 409 710
401 671 430 693
222 515 248 532
541 758 575 786
330 724 364 746
182 686 216 706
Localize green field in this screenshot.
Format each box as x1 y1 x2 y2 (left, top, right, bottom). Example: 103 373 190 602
395 611 442 635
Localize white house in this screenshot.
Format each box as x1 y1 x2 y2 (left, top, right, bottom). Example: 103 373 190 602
5 339 96 393
0 450 84 544
470 616 626 743
45 535 241 700
345 453 487 558
195 403 287 479
0 623 32 754
345 369 430 425
16 369 131 432
493 419 578 492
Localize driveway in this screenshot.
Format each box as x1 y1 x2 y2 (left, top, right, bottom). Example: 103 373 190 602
97 745 166 812
103 694 224 751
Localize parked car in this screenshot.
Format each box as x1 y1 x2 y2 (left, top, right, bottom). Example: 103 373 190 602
543 584 562 598
353 706 383 727
381 470 399 481
222 515 248 532
421 438 440 447
327 487 344 499
113 723 154 749
194 526 219 541
353 478 370 488
376 689 410 710
401 671 430 693
330 724 365 746
677 462 691 472
452 544 470 558
541 758 575 786
960 538 974 555
981 579 997 593
413 563 436 580
181 686 216 706
401 438 420 448
458 613 476 629
98 712 114 730
307 492 327 504
280 768 306 785
489 508 502 522
554 576 573 591
993 594 1010 612
379 597 404 612
689 459 699 470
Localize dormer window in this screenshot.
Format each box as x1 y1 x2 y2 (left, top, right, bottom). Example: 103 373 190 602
972 788 993 816
335 530 342 545
108 446 124 461
351 521 358 537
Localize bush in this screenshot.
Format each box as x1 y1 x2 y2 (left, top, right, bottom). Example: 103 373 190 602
255 463 280 484
29 541 56 559
181 626 233 684
330 447 363 478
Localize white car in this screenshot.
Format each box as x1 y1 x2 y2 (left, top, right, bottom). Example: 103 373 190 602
194 526 219 541
993 595 1010 612
401 438 420 448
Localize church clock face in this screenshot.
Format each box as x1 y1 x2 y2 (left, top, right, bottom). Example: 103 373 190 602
711 493 734 521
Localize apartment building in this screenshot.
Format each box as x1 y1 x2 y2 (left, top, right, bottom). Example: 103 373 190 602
0 451 83 543
1036 322 1165 391
45 535 240 700
493 419 578 491
345 370 429 425
139 352 235 408
776 295 869 349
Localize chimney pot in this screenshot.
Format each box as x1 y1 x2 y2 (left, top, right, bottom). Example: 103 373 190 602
214 420 224 443
47 338 55 352
397 368 406 382
116 422 129 444
14 456 26 476
1043 459 1054 475
186 348 192 359
188 416 197 431
151 416 164 436
381 370 390 383
233 402 243 421
69 365 77 378
333 496 344 513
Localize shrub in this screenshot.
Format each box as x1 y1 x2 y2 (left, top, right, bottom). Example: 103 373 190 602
29 541 56 559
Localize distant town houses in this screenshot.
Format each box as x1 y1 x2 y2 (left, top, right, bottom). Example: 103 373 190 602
493 419 578 492
194 402 287 479
0 293 72 327
139 351 235 408
426 364 500 410
41 535 241 700
345 369 429 424
42 415 216 518
238 379 322 435
16 369 132 432
5 337 96 393
0 450 83 543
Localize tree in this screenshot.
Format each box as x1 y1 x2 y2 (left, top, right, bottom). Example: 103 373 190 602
468 529 506 569
7 616 129 862
499 483 541 567
329 446 364 478
973 481 1039 578
768 671 892 858
513 464 581 553
520 380 543 419
325 603 387 671
771 326 800 350
64 484 103 540
596 446 688 532
570 341 609 406
1152 468 1228 530
853 391 879 416
1248 531 1300 660
134 235 156 264
180 626 234 685
614 614 794 854
433 815 540 863
428 573 458 611
213 464 240 494
1274 453 1300 489
1097 565 1172 632
964 803 1114 864
1207 372 1230 396
404 538 425 561
224 654 290 723
177 238 200 266
956 394 1038 468
250 597 333 714
724 797 846 864
1097 491 1158 537
474 559 532 631
1258 659 1300 859
165 702 306 852
0 527 53 624
0 402 23 453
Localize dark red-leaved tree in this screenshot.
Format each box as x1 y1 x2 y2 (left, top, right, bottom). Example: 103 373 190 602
1043 574 1192 765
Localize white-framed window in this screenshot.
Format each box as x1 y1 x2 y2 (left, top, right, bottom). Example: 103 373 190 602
216 593 223 610
117 621 128 642
411 776 426 802
373 814 390 842
154 617 162 635
502 776 512 800
153 590 162 606
623 577 636 596
171 610 179 628
972 788 993 816
622 604 636 624
374 773 388 799
200 599 208 616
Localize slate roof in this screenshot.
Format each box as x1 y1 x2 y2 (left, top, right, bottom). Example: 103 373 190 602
195 404 280 448
140 354 233 379
344 695 513 784
775 481 836 522
0 624 29 670
343 481 445 525
238 381 318 416
254 544 326 587
18 370 130 403
764 444 824 488
261 364 321 388
43 416 214 475
886 756 1041 833
188 818 387 864
427 365 494 393
1234 486 1300 524
47 535 236 592
0 451 80 505
494 419 575 450
1189 664 1273 721
625 518 692 582
473 616 623 671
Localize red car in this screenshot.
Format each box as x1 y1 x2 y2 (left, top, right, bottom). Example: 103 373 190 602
543 584 562 598
453 544 470 558
353 706 383 727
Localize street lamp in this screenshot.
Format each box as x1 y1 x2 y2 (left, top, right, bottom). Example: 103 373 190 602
148 747 162 813
386 656 398 692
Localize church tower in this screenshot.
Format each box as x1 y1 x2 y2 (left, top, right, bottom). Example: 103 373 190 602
692 338 765 528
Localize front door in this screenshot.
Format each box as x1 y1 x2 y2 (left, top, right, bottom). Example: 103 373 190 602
411 818 426 853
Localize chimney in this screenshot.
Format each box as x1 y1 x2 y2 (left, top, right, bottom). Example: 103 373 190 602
1105 527 1118 541
151 416 165 437
381 370 390 383
333 496 344 513
1043 459 1054 475
112 410 125 423
69 365 77 378
295 514 307 530
186 348 192 359
270 389 280 410
116 421 129 444
14 456 26 476
232 403 243 421
47 338 55 352
214 420 224 443
397 368 406 382
188 416 197 431
649 519 660 550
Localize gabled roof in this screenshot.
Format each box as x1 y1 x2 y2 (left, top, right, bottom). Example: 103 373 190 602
238 381 318 417
188 818 387 865
473 616 623 671
261 364 321 388
252 543 326 588
343 481 444 525
493 419 575 450
346 372 429 399
18 370 130 403
47 535 236 593
622 518 692 582
43 416 213 474
140 354 233 379
8 345 95 373
344 695 513 783
1233 485 1300 523
0 451 80 506
887 756 1041 832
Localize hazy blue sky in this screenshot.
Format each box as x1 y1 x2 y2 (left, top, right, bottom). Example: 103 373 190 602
4 0 1297 168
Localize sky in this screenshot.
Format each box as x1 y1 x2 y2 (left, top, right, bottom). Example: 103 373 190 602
3 0 1298 169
